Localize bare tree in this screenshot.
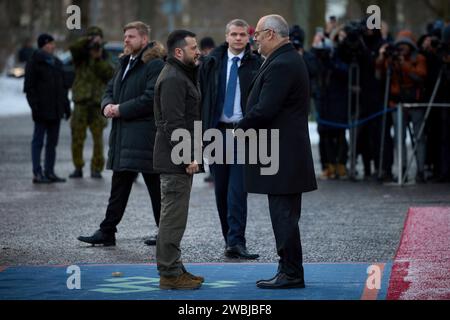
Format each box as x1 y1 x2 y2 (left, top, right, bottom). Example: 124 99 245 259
0 0 26 71
72 0 90 27
423 0 450 18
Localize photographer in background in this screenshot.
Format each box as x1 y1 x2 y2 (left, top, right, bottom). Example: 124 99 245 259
376 30 428 183
69 26 115 179
302 27 335 178
418 23 443 181
428 25 450 183
312 27 349 180
335 21 377 180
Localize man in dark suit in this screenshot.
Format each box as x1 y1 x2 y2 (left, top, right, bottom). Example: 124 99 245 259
199 19 262 259
77 21 164 247
236 15 317 289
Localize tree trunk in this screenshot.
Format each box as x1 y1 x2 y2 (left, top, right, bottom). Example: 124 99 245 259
293 0 325 49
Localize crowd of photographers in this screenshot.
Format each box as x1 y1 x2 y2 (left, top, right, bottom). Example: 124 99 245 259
291 18 450 184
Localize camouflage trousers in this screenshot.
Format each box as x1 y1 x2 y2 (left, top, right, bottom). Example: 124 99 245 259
70 103 107 172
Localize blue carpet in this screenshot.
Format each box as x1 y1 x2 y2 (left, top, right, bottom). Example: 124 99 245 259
0 263 391 300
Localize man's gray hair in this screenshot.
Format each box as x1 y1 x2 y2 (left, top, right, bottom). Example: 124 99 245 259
262 15 289 38
225 19 250 34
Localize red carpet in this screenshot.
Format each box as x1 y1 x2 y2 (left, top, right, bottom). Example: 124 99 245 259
387 207 450 300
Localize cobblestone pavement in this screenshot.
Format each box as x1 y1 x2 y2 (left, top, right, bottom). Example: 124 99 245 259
1 115 449 266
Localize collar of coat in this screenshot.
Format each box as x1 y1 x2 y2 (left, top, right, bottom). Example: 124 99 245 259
248 43 295 90
167 56 199 85
119 41 166 66
33 49 60 67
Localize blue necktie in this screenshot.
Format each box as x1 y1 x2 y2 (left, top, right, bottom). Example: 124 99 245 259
223 57 240 118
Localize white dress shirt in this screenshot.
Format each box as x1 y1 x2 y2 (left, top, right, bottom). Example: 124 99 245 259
220 49 245 123
122 55 136 80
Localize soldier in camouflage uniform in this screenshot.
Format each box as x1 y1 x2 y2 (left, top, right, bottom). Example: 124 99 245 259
69 26 115 179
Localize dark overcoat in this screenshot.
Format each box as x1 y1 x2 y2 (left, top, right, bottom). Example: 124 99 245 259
236 43 317 195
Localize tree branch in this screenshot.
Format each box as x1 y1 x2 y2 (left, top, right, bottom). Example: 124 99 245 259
423 0 442 16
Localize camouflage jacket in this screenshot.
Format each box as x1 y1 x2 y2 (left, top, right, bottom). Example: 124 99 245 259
70 37 115 105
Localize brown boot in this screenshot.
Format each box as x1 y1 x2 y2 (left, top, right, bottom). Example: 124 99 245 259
184 272 205 283
160 272 203 290
337 164 348 179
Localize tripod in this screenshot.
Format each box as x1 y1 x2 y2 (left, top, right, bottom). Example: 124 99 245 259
378 65 392 180
348 61 361 180
401 64 446 184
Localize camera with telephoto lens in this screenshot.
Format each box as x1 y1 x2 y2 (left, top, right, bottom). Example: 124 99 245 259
87 37 103 51
338 20 367 62
384 43 402 61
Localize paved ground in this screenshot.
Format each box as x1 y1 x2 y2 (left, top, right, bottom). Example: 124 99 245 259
1 115 449 267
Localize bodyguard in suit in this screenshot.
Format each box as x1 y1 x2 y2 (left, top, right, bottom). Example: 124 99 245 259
199 19 262 259
236 15 317 289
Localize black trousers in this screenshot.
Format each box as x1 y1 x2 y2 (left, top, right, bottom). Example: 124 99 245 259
100 171 161 234
322 129 348 166
268 193 304 279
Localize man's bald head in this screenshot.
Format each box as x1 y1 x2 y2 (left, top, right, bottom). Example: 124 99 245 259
254 14 290 57
259 15 289 39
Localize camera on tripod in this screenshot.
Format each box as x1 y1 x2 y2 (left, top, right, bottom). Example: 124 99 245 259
339 20 367 62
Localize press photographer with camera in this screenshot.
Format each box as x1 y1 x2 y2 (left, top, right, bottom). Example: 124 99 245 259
376 30 428 183
69 26 115 179
311 26 349 180
418 23 444 182
420 24 450 183
335 19 380 180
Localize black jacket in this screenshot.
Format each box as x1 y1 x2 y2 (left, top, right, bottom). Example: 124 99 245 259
237 43 317 195
153 58 202 174
199 43 262 131
24 49 71 122
101 43 165 173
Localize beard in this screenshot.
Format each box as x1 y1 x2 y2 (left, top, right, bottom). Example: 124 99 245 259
182 55 198 67
125 42 145 56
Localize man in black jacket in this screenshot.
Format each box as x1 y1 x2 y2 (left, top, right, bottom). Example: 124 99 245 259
153 30 204 290
199 19 261 259
236 15 317 289
24 33 71 184
77 22 164 247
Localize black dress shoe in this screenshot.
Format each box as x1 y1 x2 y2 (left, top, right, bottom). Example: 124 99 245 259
256 273 280 285
256 273 305 289
77 230 116 246
91 171 102 179
225 244 259 260
45 173 66 183
32 173 52 184
69 169 83 178
144 235 157 246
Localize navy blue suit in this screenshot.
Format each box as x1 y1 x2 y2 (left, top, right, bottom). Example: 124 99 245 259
199 43 262 247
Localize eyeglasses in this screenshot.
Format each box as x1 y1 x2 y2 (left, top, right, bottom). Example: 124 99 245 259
253 29 273 39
